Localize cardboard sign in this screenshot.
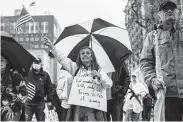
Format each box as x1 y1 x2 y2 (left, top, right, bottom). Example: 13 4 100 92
68 75 107 112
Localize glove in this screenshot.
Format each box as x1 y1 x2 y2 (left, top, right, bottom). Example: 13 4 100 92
47 102 53 110
151 78 164 94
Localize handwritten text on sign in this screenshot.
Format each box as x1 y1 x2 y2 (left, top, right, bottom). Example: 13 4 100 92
68 74 107 112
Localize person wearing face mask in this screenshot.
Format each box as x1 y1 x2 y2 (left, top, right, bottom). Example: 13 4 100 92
140 1 183 121
24 58 54 121
44 37 112 121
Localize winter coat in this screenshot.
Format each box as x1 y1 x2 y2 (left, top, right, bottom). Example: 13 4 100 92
50 47 113 121
111 62 130 99
52 85 62 112
140 28 183 98
56 70 72 109
123 81 148 113
26 69 53 102
1 68 24 121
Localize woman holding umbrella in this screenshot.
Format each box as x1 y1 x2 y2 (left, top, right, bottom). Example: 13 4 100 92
44 37 113 121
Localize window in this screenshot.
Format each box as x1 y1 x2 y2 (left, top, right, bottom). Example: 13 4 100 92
35 37 39 41
14 37 19 41
25 37 29 42
44 22 48 33
41 22 48 33
34 22 39 33
19 37 24 41
177 0 181 5
1 23 5 31
29 22 34 33
25 23 29 33
10 23 16 34
40 44 44 48
41 37 45 41
34 45 39 48
41 22 44 33
30 37 34 41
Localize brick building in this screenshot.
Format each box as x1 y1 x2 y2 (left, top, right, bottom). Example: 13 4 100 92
1 11 61 82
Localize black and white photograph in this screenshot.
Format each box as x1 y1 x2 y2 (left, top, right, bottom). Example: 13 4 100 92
1 0 183 121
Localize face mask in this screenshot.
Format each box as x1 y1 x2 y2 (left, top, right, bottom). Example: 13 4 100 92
32 63 41 71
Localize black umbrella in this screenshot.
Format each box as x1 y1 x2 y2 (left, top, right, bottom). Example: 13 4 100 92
1 31 35 76
51 18 132 73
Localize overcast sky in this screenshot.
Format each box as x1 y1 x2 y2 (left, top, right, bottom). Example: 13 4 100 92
0 0 128 29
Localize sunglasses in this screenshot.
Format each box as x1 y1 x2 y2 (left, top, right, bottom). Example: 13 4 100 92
33 61 41 64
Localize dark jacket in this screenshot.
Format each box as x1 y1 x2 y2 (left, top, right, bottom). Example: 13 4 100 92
27 69 53 102
1 68 26 121
52 85 62 112
111 62 130 99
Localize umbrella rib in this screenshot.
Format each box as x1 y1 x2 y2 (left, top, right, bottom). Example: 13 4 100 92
95 27 108 35
91 37 102 47
73 35 86 39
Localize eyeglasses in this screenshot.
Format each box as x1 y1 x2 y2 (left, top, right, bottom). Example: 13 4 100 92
33 62 41 64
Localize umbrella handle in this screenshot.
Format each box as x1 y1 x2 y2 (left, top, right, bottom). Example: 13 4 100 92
89 33 93 49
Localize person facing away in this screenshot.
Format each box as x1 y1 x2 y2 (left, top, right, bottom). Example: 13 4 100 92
123 75 148 121
140 1 183 121
51 83 65 121
24 57 53 121
56 69 72 121
106 62 130 121
1 54 27 121
44 37 113 121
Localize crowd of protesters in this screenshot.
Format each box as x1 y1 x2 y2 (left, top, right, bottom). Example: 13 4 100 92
1 1 183 121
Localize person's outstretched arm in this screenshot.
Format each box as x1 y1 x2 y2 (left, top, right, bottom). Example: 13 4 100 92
44 37 78 75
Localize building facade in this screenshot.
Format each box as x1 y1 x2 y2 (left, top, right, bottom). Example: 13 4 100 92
1 12 61 83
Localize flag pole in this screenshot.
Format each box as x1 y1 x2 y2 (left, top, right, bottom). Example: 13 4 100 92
181 0 183 17
22 5 42 34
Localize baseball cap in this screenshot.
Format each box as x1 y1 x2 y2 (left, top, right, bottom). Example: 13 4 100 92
33 57 42 64
159 1 177 11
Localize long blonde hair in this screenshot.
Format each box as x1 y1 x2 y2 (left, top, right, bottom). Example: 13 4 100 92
76 46 100 71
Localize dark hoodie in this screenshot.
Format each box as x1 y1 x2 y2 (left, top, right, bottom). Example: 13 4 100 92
27 68 53 102
1 67 23 114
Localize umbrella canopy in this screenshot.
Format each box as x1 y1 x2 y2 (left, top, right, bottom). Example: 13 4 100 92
1 31 35 76
54 18 132 73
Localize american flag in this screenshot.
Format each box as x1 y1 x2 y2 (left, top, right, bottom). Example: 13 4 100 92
30 2 35 7
14 7 33 32
27 82 36 100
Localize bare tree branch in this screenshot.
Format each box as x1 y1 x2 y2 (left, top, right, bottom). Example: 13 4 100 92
131 0 147 29
135 20 146 28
